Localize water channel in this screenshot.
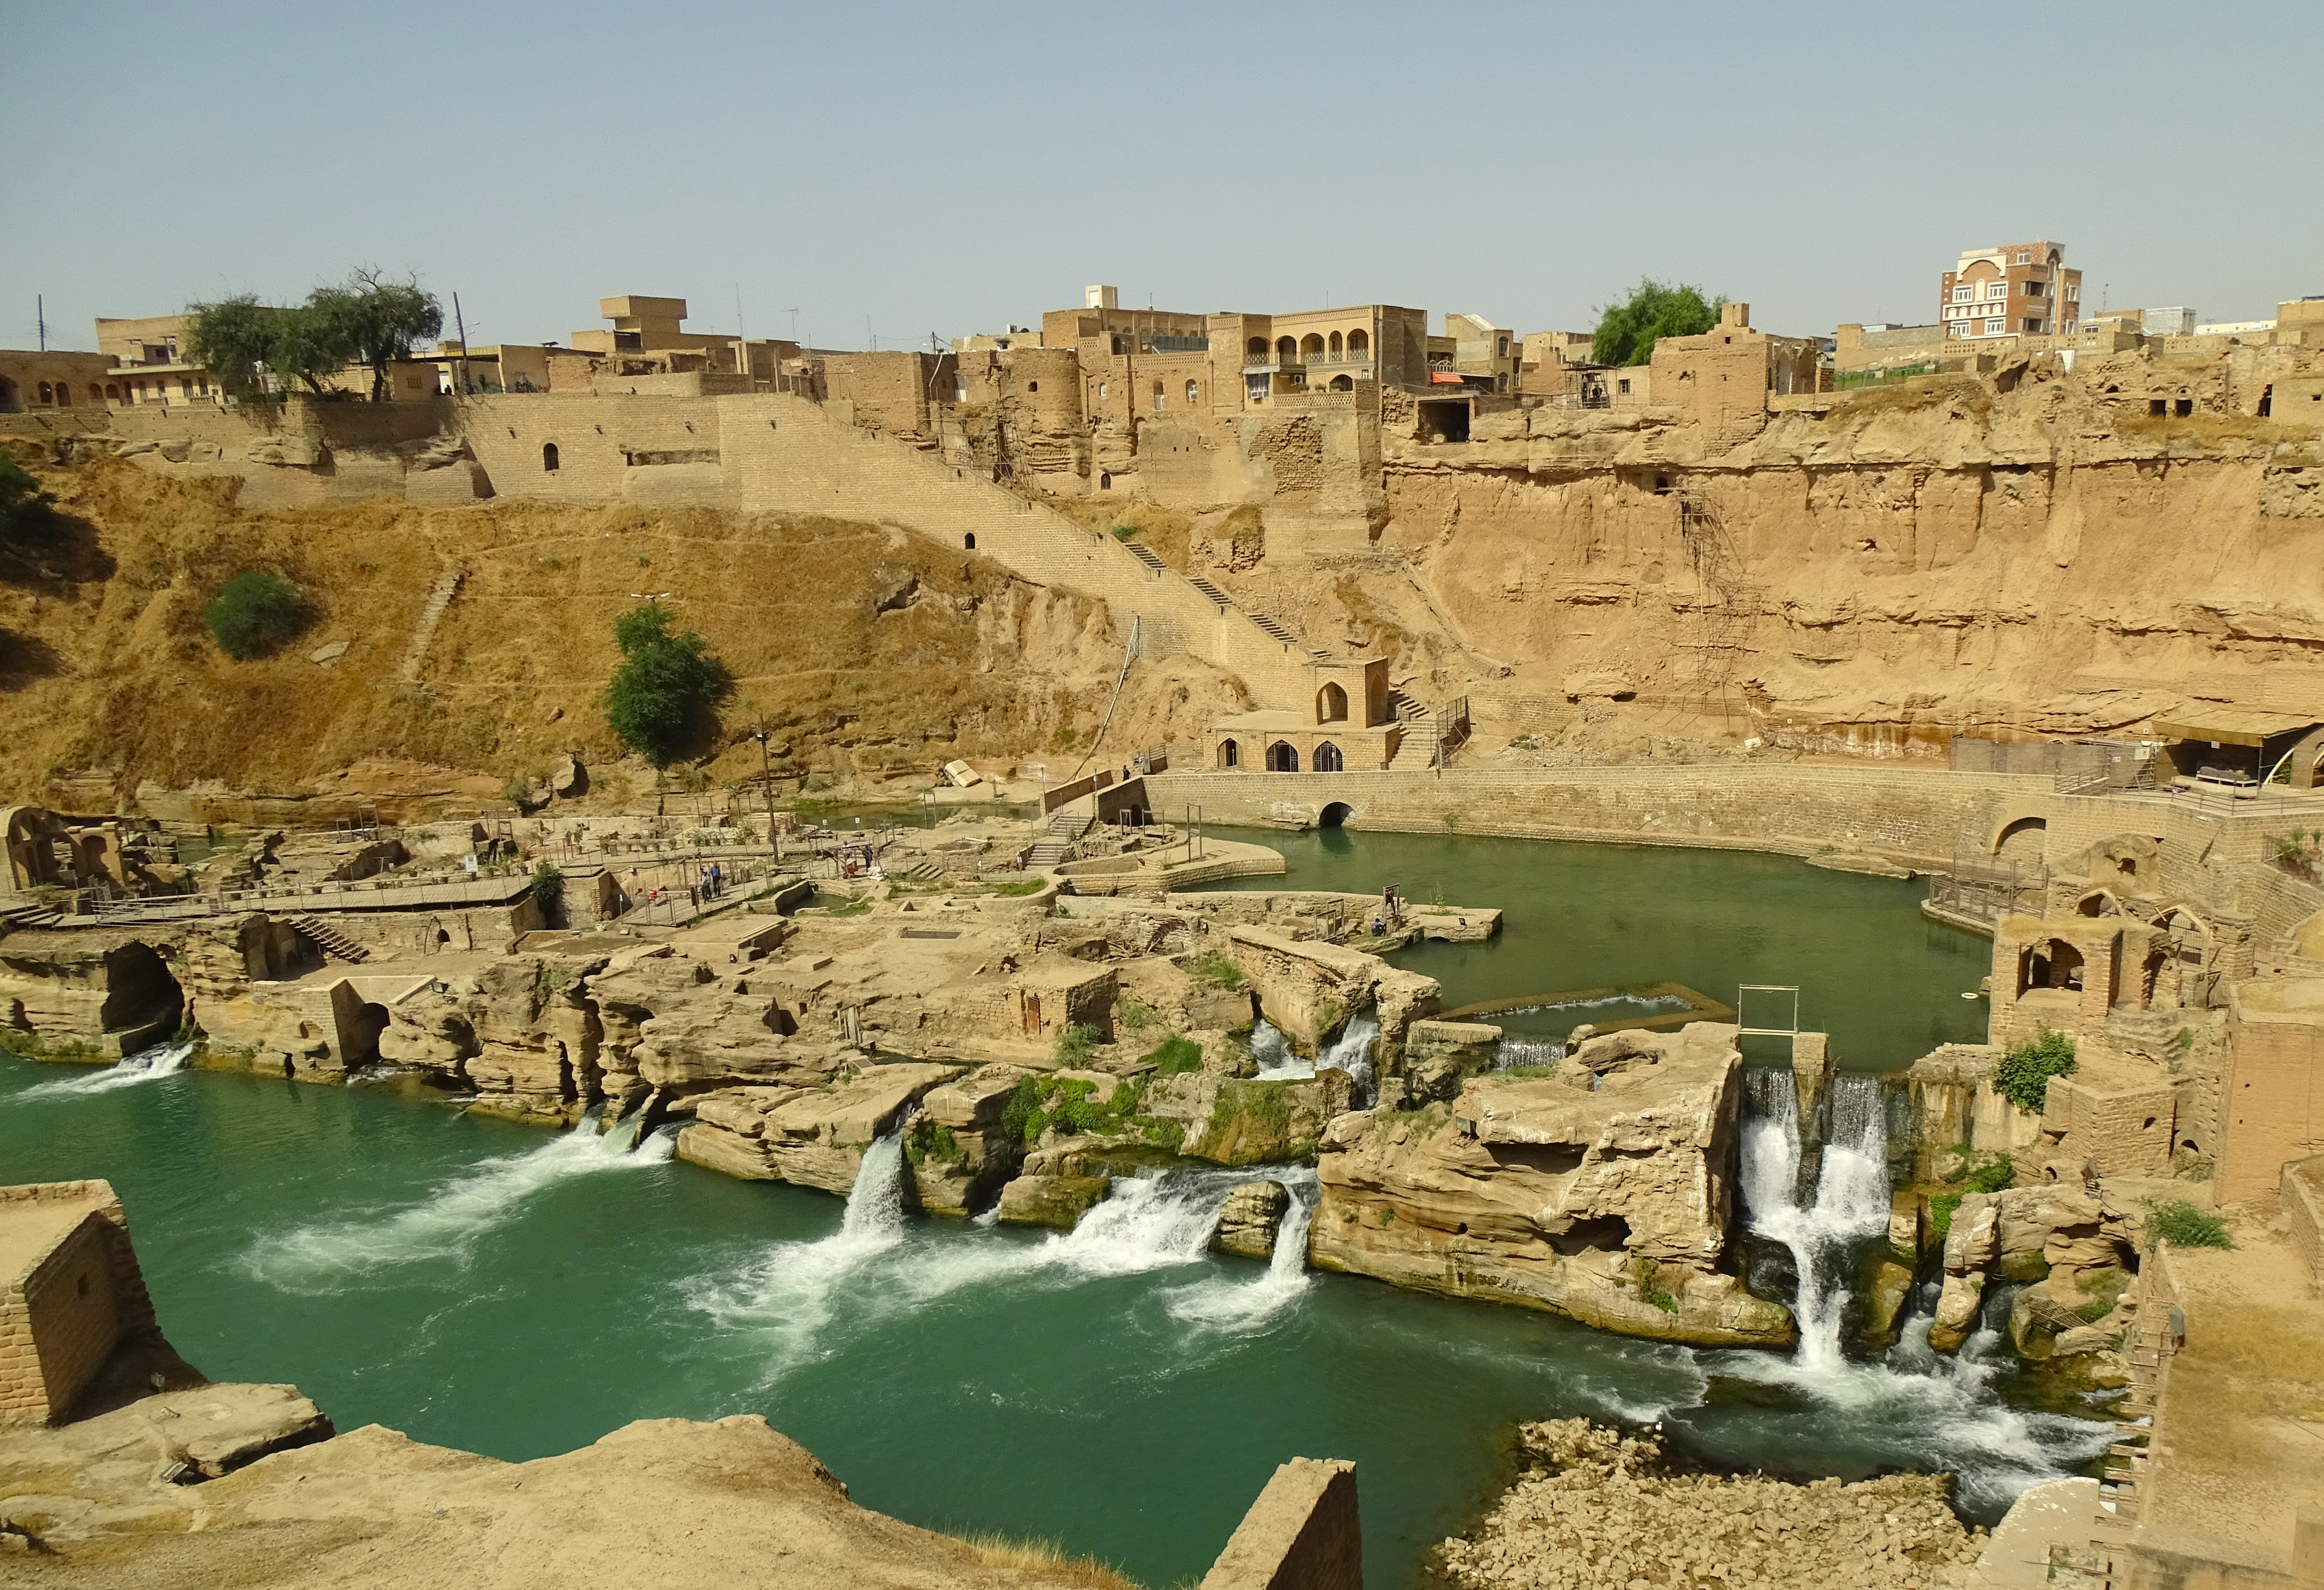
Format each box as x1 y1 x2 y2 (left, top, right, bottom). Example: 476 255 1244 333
0 828 2099 1587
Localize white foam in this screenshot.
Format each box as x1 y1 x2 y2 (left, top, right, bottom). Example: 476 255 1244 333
682 1127 910 1383
1251 1013 1378 1103
244 1110 674 1291
14 1038 195 1099
1164 1169 1319 1333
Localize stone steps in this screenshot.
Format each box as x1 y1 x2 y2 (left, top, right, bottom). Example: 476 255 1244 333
399 567 465 682
285 913 371 964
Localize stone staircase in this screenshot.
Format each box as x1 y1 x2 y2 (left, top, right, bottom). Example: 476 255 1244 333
1124 541 1169 576
1023 810 1092 870
1186 575 1231 610
1387 690 1441 771
286 913 371 964
400 566 465 682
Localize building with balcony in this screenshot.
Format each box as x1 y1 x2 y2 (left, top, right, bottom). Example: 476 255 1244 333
1939 241 2082 339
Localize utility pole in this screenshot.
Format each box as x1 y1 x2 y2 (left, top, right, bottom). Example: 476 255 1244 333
36 295 45 352
451 292 472 396
733 282 749 385
752 727 782 864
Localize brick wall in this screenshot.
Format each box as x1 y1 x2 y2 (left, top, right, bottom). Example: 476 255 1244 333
0 1180 155 1426
2218 992 2324 1208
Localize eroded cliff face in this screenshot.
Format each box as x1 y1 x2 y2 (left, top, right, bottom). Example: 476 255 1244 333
1198 362 2324 753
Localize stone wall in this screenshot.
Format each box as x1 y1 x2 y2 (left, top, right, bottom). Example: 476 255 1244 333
2217 981 2324 1207
0 1179 157 1426
1197 1456 1362 1590
1146 764 2057 871
2284 1157 2324 1290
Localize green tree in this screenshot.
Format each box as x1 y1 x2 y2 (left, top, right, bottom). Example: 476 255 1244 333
602 603 727 767
1590 279 1726 368
266 303 357 397
529 862 566 924
1 453 55 539
182 295 287 402
312 268 442 402
201 571 308 659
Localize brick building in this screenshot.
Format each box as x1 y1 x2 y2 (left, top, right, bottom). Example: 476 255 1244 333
1939 240 2082 340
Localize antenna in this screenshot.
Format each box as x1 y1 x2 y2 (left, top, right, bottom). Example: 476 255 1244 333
734 282 749 381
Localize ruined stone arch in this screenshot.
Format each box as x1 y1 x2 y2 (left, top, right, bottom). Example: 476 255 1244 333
2018 937 2085 995
2075 889 2122 917
1989 811 2048 859
1317 682 1348 722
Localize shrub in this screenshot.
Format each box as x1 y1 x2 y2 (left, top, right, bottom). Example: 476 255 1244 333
1053 1022 1103 1066
1995 1028 2077 1113
601 603 728 767
2145 1200 2233 1250
1116 998 1158 1033
0 452 55 536
1940 1144 2015 1194
904 1117 960 1168
1186 949 1243 991
1929 1191 1964 1240
529 862 565 921
201 571 307 659
1000 1075 1042 1146
1142 1035 1204 1075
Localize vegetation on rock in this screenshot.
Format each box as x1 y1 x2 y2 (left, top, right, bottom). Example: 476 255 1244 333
201 571 308 660
1995 1028 2077 1113
1184 949 1243 991
1 453 56 536
1052 1021 1103 1066
1590 279 1725 367
1927 1146 2015 1240
602 601 728 767
1141 1034 1204 1075
2145 1199 2233 1250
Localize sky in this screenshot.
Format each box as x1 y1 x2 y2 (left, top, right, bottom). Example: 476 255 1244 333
6 1 2319 355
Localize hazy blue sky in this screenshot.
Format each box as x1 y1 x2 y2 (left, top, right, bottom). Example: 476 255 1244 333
7 2 2318 354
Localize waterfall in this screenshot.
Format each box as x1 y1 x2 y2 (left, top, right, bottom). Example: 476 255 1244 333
1741 1070 1891 1372
15 1037 195 1099
1163 1168 1319 1333
1251 1012 1379 1104
1494 1037 1565 1070
244 1107 676 1290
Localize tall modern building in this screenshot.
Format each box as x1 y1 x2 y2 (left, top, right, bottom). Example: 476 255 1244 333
1939 241 2083 340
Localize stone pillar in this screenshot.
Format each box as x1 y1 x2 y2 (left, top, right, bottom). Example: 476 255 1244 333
1199 1457 1361 1590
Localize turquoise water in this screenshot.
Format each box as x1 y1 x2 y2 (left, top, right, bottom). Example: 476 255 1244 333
1197 825 1992 1068
1 835 2090 1588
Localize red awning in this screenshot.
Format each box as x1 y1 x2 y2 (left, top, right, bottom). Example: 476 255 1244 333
1428 372 1467 384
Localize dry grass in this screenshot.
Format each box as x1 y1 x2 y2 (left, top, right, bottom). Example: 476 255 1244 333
958 1530 1146 1588
2164 1301 2324 1475
2112 411 2314 449
0 457 1237 803
1826 374 1994 420
1051 498 1194 572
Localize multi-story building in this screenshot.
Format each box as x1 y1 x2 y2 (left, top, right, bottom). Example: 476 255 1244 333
1939 241 2081 340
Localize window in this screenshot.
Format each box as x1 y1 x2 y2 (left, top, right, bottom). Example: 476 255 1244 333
1184 379 1198 404
2065 283 2079 301
1027 381 1037 393
1985 319 2005 334
1220 739 1239 769
1617 378 1631 395
37 382 52 404
1497 336 1509 357
2023 280 2044 297
1987 283 2007 299
1952 286 1974 302
1099 471 1112 489
1153 380 1166 412
963 533 975 550
1247 337 1269 360
2024 319 2044 333
1329 331 1343 357
1098 381 1107 398
1314 742 1344 773
2015 250 2031 263
1347 329 1368 355
542 442 560 471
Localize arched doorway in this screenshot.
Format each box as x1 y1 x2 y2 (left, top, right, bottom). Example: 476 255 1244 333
2018 938 2085 995
542 442 560 471
0 376 19 413
1317 682 1347 722
1329 375 1353 392
1994 815 2046 860
1320 801 1353 827
963 533 975 550
1266 741 1299 772
1314 742 1343 772
1218 739 1240 769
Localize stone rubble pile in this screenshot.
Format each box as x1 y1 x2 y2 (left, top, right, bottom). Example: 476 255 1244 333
1431 1420 1986 1590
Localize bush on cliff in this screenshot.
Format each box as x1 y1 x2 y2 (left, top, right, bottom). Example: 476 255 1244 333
2145 1200 2233 1250
1 453 55 537
1591 279 1725 367
1994 1028 2077 1114
602 602 727 767
201 571 307 660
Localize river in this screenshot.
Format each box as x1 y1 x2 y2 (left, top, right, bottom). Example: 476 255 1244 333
0 829 2099 1587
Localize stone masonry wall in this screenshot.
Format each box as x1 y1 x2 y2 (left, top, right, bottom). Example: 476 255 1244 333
0 1180 156 1426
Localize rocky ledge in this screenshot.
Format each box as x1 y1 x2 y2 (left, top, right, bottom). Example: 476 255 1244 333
1431 1420 1991 1590
1311 1023 1794 1347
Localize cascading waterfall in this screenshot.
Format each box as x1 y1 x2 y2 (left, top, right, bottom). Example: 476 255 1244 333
245 1106 675 1289
1726 1067 2115 1510
1493 1037 1565 1069
15 1037 195 1099
1742 1071 1892 1372
1250 1013 1379 1104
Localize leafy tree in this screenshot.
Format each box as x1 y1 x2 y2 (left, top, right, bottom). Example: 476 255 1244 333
201 571 307 659
1 453 55 539
1590 279 1726 368
182 296 287 402
601 603 727 767
267 303 357 397
312 268 442 402
529 862 566 923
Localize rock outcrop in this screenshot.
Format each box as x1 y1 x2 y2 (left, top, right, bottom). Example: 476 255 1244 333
674 1062 961 1194
1212 1179 1292 1259
1311 1023 1793 1346
1927 1183 2138 1367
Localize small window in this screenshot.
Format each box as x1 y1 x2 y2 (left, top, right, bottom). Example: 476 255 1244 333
542 442 560 471
2015 250 2030 263
1098 381 1107 399
1185 379 1198 404
964 533 975 550
1027 381 1037 393
1099 471 1112 490
2023 280 2044 297
2148 399 2167 416
1617 378 1631 396
2174 398 2193 417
